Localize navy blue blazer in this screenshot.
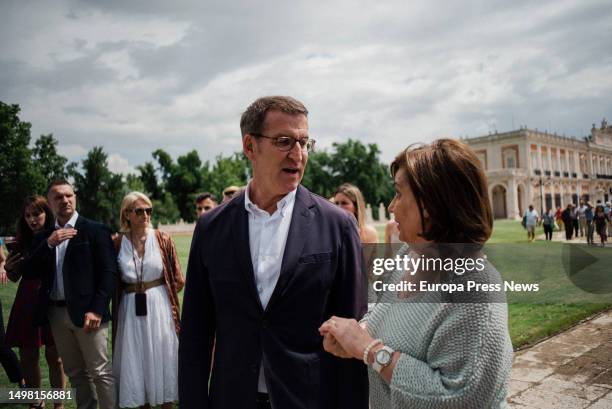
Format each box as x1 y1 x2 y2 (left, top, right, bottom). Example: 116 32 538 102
32 215 117 327
179 185 369 409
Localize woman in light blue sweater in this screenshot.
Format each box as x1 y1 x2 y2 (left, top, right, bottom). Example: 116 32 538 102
320 139 513 409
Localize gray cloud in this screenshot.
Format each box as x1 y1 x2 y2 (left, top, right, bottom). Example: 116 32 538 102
0 0 610 171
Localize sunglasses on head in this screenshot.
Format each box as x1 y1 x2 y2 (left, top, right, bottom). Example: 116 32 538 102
132 207 153 216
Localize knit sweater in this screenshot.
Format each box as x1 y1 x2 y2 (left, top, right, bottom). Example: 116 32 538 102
365 246 513 409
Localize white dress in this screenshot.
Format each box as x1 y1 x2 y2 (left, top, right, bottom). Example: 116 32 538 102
113 229 179 408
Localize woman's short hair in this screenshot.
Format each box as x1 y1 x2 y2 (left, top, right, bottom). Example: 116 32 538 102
390 138 493 243
16 196 55 251
119 191 153 233
335 183 367 232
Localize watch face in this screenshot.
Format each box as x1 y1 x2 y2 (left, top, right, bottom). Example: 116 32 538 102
376 349 392 366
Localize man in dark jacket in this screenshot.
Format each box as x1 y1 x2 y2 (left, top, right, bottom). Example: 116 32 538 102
34 180 116 409
179 96 368 409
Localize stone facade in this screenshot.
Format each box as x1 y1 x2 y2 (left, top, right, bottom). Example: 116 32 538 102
464 119 612 219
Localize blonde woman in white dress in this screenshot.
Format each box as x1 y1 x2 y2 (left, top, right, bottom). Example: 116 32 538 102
112 192 184 409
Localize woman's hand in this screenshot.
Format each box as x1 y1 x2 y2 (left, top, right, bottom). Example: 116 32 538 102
319 316 374 360
4 252 23 274
321 333 352 358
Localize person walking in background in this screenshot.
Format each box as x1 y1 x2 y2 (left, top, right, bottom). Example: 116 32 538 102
571 203 579 238
594 205 608 246
523 205 539 242
605 202 612 237
195 192 217 218
555 206 563 228
542 208 554 241
31 180 116 409
577 201 587 237
112 192 184 409
585 202 595 244
4 196 65 409
334 183 379 243
179 96 368 409
561 204 574 240
0 243 27 392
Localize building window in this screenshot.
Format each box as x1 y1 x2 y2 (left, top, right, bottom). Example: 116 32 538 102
507 157 515 168
560 149 567 172
579 153 588 174
531 151 538 169
542 147 549 171
475 150 487 170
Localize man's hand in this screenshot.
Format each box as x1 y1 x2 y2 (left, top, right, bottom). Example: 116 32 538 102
0 268 7 285
47 228 78 248
83 312 102 333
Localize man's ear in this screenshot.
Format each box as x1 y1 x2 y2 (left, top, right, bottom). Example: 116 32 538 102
243 134 255 160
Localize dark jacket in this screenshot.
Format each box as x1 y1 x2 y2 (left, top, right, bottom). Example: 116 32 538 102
32 215 117 327
179 185 369 409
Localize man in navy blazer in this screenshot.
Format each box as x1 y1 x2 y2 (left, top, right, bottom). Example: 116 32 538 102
33 180 117 409
179 96 368 409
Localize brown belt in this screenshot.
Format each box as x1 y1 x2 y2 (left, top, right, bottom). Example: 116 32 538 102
123 277 165 293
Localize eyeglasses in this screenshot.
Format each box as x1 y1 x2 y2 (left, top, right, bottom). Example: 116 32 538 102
251 133 315 152
132 207 153 216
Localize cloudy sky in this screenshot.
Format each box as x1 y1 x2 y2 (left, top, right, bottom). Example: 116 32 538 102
1 0 611 174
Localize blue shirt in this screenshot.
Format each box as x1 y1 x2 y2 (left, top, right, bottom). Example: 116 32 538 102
585 207 594 221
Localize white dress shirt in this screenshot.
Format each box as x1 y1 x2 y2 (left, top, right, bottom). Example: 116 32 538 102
51 211 79 301
244 184 297 393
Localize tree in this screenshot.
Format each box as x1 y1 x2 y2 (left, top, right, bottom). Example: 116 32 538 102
152 192 181 226
32 133 68 185
136 162 162 201
201 152 250 200
153 149 205 222
327 139 394 219
124 173 146 193
68 147 124 231
0 102 46 234
301 150 336 199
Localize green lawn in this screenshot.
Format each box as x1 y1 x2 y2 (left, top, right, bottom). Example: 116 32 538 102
1 220 609 407
481 220 609 347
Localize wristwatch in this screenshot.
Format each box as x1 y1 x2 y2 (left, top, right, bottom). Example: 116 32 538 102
372 345 394 373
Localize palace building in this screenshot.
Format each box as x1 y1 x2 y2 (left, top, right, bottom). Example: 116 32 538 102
463 119 612 219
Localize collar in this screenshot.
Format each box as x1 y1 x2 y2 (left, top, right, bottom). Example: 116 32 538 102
55 211 79 229
244 181 297 217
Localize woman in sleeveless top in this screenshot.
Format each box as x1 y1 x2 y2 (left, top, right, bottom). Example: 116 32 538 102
112 192 184 409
